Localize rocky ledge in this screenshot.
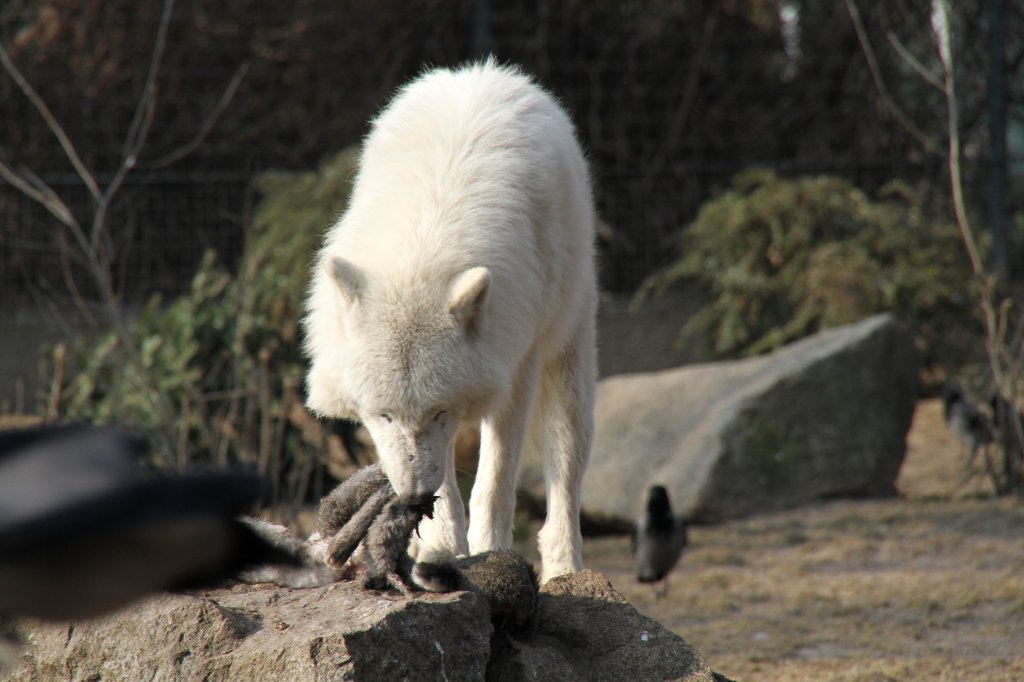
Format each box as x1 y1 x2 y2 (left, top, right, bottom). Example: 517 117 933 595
8 569 725 681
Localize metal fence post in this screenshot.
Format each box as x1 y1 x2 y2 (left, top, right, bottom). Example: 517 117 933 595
471 0 493 59
987 0 1009 278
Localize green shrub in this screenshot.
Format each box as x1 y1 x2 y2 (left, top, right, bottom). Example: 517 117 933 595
43 148 360 500
635 169 979 373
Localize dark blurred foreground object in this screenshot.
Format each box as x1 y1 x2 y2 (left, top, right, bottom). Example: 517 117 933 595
0 423 299 621
632 485 688 598
941 382 995 468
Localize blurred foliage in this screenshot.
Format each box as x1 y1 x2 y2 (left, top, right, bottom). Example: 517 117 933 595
41 148 360 501
635 170 979 375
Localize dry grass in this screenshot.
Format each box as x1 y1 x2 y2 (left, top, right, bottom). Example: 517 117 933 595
578 399 1024 681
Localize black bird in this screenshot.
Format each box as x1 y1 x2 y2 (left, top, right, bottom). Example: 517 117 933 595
941 382 994 469
632 485 688 598
0 423 300 621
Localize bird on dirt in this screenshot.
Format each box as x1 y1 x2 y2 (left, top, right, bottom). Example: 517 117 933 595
632 484 688 598
0 423 300 621
941 382 994 469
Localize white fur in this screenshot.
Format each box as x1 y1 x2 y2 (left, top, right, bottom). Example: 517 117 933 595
304 60 597 582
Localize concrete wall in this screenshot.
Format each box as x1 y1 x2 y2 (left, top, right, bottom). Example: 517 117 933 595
596 291 709 378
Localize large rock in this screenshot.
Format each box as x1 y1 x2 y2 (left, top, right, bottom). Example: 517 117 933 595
498 570 713 681
11 582 492 681
532 313 916 527
8 571 716 681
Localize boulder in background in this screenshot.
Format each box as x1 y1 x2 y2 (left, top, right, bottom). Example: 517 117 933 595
522 314 918 527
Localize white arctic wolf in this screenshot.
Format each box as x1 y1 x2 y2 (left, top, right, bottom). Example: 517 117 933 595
304 60 597 581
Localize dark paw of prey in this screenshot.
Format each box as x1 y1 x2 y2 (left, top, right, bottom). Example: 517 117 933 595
404 494 440 519
361 573 390 591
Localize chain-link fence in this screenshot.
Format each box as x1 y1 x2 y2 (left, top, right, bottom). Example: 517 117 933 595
1 0 1021 303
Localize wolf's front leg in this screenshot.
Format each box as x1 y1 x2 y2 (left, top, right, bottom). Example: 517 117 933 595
410 450 469 559
468 354 538 554
535 326 595 582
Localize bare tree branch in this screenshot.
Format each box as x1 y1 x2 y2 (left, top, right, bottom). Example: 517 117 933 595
0 0 183 451
932 0 1022 493
142 61 250 170
845 0 945 157
648 10 719 180
933 0 984 277
0 158 77 228
886 31 945 91
56 232 99 327
0 41 102 201
94 0 176 252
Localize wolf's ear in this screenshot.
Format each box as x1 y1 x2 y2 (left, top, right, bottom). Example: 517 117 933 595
448 267 490 334
326 257 364 304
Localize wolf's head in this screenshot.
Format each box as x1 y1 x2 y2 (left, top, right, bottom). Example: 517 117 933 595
306 258 504 500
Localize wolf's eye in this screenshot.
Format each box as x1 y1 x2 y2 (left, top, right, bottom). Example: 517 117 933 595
433 410 447 422
379 413 393 423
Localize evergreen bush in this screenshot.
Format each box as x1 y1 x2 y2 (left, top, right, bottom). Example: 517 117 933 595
42 148 360 502
636 169 979 375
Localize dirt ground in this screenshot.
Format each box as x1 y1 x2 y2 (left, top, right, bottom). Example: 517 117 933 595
575 399 1024 681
